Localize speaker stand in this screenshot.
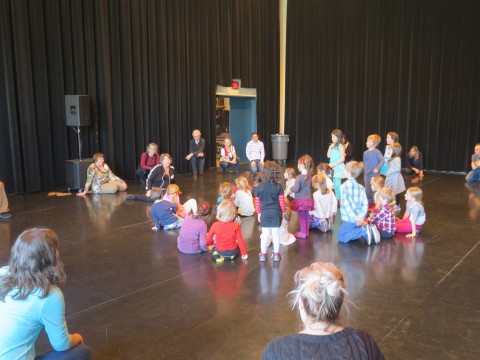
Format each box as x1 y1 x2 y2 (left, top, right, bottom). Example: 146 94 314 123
70 126 82 160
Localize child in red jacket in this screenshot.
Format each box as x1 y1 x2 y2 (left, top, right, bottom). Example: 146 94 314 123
207 201 248 263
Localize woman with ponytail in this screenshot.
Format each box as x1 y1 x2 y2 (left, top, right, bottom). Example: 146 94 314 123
262 262 384 359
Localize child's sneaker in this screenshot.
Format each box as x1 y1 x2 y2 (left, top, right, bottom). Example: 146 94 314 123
364 225 372 245
213 251 224 263
258 253 267 262
295 232 307 239
272 252 281 262
371 224 381 244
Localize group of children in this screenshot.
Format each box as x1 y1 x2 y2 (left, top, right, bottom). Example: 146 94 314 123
148 128 427 264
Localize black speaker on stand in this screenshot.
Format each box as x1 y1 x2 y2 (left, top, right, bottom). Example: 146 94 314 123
65 95 91 191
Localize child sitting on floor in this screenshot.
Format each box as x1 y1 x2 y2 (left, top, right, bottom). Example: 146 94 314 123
163 184 198 218
177 201 212 254
316 163 334 191
396 186 426 238
369 176 385 212
217 182 234 204
309 174 337 233
207 201 248 263
338 161 380 245
151 188 183 231
234 177 255 217
367 187 396 240
276 198 296 246
283 167 296 199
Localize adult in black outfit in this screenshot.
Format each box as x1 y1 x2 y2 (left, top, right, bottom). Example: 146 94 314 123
262 262 384 360
126 153 175 202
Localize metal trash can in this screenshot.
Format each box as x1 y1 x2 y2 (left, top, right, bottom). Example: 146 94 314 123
271 134 289 164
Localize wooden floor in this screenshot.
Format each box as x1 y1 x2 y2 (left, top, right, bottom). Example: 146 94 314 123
1 166 479 359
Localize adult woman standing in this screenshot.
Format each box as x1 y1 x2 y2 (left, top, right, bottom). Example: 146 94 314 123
136 143 161 184
0 228 91 359
77 153 127 196
262 262 384 359
219 138 239 174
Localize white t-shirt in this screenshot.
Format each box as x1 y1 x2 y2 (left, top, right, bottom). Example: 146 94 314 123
234 189 255 216
284 178 296 198
310 189 337 219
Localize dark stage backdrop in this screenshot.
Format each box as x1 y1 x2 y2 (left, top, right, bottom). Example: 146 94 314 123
0 0 279 194
285 0 480 172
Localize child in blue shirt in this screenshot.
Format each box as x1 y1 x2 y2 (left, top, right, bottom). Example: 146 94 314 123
338 161 379 244
151 188 183 231
363 134 385 205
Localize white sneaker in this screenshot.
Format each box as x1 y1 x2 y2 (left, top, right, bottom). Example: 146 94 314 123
371 224 381 244
364 225 372 245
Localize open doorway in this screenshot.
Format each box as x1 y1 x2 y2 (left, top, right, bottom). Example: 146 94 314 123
215 97 230 166
215 85 257 169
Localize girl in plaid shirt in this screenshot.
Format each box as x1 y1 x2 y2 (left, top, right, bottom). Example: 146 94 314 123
368 187 396 239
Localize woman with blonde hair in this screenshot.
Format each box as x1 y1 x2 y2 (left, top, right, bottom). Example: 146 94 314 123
77 152 127 196
262 262 384 359
136 142 161 184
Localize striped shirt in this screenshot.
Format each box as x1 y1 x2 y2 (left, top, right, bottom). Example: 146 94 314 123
246 140 265 162
340 179 368 223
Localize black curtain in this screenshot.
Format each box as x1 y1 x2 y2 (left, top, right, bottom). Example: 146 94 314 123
285 0 480 172
0 0 279 194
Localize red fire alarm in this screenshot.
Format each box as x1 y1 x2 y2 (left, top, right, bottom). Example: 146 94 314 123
231 79 241 89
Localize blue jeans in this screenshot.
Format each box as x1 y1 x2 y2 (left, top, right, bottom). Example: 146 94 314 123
249 159 263 174
379 228 393 239
220 161 238 174
212 246 239 260
465 167 480 182
164 218 183 230
338 221 368 243
191 156 205 175
35 345 91 360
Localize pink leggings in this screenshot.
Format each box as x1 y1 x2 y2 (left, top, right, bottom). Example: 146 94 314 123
298 210 311 234
396 218 422 233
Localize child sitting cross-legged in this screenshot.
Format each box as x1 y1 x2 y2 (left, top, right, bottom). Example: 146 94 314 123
309 174 337 233
151 188 183 231
207 201 248 263
234 176 255 217
338 161 380 245
366 187 396 240
177 201 213 254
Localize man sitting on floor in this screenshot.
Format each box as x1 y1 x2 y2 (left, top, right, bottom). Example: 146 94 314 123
466 143 480 183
